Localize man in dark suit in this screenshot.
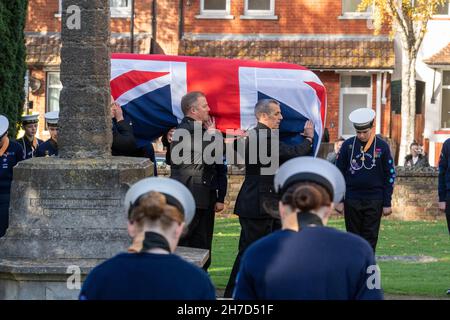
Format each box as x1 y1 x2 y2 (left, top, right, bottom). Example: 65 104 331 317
224 98 315 297
169 91 224 271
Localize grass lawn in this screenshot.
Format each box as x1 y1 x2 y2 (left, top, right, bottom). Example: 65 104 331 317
209 217 450 298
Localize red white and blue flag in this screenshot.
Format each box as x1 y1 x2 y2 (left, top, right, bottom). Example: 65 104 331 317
111 54 327 155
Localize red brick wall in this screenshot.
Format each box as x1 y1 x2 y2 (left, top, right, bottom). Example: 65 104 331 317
155 0 180 55
184 0 389 35
25 0 391 141
26 0 152 34
316 72 391 143
316 71 340 142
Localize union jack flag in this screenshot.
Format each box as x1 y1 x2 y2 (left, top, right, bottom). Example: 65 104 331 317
111 54 327 155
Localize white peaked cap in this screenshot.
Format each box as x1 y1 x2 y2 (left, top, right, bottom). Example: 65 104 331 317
274 156 346 203
348 108 376 130
45 111 59 124
0 115 9 136
21 112 40 123
124 177 196 226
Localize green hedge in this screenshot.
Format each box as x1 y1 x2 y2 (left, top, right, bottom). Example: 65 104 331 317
0 0 27 138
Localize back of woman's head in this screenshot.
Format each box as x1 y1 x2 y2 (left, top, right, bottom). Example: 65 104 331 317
129 191 184 229
281 182 331 212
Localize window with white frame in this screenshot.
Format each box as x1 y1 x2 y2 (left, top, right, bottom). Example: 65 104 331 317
57 0 131 17
46 72 62 113
199 0 231 17
341 0 371 17
244 0 275 17
339 75 372 137
435 0 450 16
441 71 450 128
110 0 131 17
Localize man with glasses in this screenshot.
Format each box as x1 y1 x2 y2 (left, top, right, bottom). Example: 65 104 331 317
36 111 59 157
335 108 396 252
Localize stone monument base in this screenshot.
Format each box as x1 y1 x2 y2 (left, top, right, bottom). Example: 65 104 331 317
0 246 208 300
0 157 153 299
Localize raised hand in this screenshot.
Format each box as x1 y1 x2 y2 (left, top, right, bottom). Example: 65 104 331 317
111 102 124 122
302 120 314 139
204 116 216 131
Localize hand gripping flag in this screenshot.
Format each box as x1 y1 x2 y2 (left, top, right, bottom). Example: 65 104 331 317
111 54 327 155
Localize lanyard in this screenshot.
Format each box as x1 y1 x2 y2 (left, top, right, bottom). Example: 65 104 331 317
21 137 40 158
0 137 10 157
349 135 377 171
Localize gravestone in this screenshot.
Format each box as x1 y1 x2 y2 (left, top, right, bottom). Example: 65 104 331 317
0 0 207 300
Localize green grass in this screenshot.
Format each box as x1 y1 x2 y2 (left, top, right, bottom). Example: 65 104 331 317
209 217 450 298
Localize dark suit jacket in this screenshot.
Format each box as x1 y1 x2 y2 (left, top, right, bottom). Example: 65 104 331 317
170 117 219 209
234 122 313 219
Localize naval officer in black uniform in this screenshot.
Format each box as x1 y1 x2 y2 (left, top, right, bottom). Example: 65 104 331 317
0 115 24 237
17 113 43 159
36 111 59 157
335 108 395 252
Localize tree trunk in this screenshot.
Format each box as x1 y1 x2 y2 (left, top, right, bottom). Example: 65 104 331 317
398 48 417 166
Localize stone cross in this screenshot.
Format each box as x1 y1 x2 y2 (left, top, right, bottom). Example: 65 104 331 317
59 0 112 158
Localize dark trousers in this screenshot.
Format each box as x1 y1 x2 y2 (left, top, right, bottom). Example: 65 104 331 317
224 217 281 298
444 197 450 234
344 199 383 252
179 196 216 271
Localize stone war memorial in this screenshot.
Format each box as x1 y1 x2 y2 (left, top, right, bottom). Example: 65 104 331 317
0 0 206 300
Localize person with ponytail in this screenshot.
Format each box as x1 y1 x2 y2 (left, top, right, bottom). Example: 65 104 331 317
79 177 216 300
233 157 383 300
0 115 24 238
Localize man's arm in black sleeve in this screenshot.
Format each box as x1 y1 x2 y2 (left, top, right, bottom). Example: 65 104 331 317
112 120 138 155
279 138 313 162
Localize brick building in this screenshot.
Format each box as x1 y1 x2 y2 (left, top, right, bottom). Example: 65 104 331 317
25 0 394 147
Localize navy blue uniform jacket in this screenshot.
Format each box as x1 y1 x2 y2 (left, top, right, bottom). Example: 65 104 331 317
234 227 383 300
438 138 450 201
0 140 24 200
79 252 216 300
336 136 395 207
36 139 58 157
17 136 44 159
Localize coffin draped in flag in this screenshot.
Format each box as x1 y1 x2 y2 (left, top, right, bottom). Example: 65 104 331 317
111 54 327 155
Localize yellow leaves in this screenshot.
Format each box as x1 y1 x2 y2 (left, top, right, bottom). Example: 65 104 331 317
359 0 447 40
